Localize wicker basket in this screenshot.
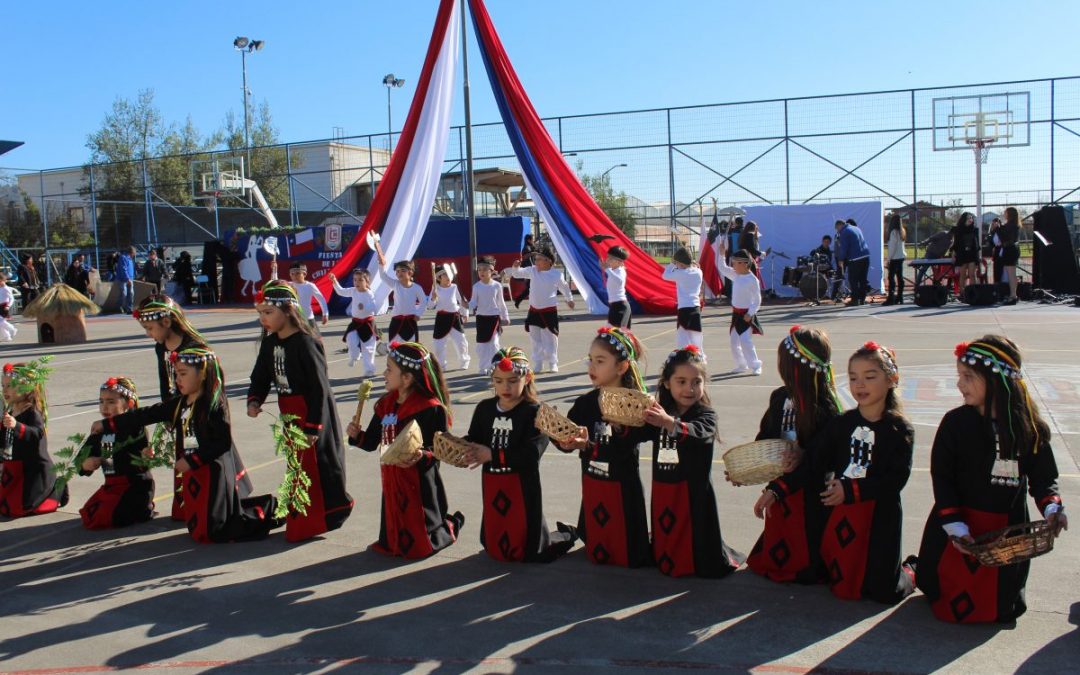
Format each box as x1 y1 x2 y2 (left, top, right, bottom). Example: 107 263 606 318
380 420 423 465
598 387 653 427
966 520 1056 567
536 403 579 445
721 439 792 485
433 431 472 468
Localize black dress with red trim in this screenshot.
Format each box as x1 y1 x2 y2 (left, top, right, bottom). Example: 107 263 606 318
817 409 916 604
525 306 559 335
103 398 279 543
916 405 1062 623
78 428 155 529
748 387 838 584
730 307 763 335
475 315 502 343
387 315 419 342
343 317 379 344
645 402 743 577
676 307 702 332
0 408 69 518
248 331 354 543
156 335 203 522
432 311 465 340
466 397 576 563
566 389 652 568
350 390 463 559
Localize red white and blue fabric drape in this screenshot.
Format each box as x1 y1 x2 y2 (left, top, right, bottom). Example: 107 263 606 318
315 0 460 309
468 0 676 315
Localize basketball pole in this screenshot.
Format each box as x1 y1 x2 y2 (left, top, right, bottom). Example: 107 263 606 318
460 0 478 283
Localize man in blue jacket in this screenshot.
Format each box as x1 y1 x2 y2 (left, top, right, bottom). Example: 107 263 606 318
835 219 870 305
115 246 137 314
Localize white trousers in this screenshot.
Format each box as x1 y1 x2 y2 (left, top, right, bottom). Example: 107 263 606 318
729 328 761 370
675 327 704 358
0 318 16 341
433 328 470 370
346 332 378 375
528 327 559 369
475 331 502 374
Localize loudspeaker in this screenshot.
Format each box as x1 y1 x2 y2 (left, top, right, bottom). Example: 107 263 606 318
963 283 997 306
915 284 948 307
995 281 1033 301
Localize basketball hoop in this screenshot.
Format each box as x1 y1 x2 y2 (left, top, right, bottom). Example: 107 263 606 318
195 192 220 214
968 139 995 165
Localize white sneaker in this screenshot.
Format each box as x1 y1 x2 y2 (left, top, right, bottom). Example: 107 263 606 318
348 358 356 368
461 359 471 371
730 366 751 375
751 367 763 376
549 363 559 373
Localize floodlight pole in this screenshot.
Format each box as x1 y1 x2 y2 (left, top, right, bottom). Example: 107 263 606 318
461 0 478 279
241 48 251 173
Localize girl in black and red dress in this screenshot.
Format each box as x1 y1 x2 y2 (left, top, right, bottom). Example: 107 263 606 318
79 376 155 529
247 281 354 543
746 325 842 584
134 294 208 521
462 346 577 562
817 342 916 604
915 335 1066 623
92 347 280 543
0 361 68 518
560 327 652 568
642 345 742 577
348 341 464 558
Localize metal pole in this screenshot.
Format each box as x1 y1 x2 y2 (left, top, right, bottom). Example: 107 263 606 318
910 89 918 255
286 143 296 229
89 164 101 270
143 159 152 246
386 87 393 153
1051 79 1056 202
461 0 478 278
242 49 251 174
784 99 791 205
38 171 51 284
975 143 983 245
667 108 676 255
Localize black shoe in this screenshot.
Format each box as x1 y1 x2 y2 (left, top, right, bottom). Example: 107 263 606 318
513 298 521 309
556 521 580 544
882 298 896 306
448 511 465 538
1003 296 1018 305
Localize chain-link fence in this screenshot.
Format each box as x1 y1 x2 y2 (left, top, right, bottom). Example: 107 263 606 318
4 75 1079 279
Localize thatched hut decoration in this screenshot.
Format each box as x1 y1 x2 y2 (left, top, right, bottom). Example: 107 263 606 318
22 283 101 344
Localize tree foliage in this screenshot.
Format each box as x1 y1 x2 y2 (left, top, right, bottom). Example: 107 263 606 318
578 162 637 238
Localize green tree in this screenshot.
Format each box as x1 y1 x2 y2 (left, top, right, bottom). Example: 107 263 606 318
153 116 219 205
83 89 164 201
221 101 297 209
578 162 637 238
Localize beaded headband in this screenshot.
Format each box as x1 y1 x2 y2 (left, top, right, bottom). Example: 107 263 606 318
862 341 898 380
100 377 136 402
492 348 531 377
954 342 1022 380
389 341 431 369
133 302 171 322
662 344 703 369
255 282 300 307
168 348 218 366
393 260 415 272
595 327 646 392
783 326 831 373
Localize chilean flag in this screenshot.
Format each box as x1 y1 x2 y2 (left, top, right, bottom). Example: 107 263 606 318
289 229 315 257
698 211 722 297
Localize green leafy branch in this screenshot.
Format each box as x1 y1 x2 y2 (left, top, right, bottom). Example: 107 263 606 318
271 413 312 519
51 433 90 495
6 355 54 396
131 423 175 471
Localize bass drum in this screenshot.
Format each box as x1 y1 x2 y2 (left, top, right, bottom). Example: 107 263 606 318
799 272 829 301
782 266 804 287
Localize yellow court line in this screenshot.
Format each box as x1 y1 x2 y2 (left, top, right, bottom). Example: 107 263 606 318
152 457 285 502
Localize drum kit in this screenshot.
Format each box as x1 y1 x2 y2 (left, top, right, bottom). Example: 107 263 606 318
782 251 837 302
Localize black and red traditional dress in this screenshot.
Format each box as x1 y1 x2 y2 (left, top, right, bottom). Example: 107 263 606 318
466 397 576 562
351 390 463 558
248 332 354 542
102 398 279 543
646 402 742 577
566 389 652 568
916 406 1062 623
156 336 203 521
0 408 68 518
817 409 916 603
747 387 838 583
78 427 155 529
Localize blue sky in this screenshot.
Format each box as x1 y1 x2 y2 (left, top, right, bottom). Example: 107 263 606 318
2 0 1077 171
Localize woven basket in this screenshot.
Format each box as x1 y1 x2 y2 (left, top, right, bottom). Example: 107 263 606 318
433 431 472 468
966 520 1056 567
721 439 792 485
536 403 579 445
598 387 653 427
380 420 423 465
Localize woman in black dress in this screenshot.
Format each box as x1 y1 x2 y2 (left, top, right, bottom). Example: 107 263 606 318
998 207 1022 305
949 212 980 293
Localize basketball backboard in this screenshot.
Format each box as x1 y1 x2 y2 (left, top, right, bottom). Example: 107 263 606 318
190 157 246 199
932 91 1031 151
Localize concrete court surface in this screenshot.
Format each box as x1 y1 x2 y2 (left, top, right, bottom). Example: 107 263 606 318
0 297 1078 674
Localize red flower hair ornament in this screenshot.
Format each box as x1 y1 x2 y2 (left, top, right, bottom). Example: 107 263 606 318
863 341 881 352
254 290 265 304
2 363 13 374
684 344 700 354
789 324 802 335
497 357 514 372
954 342 970 358
106 377 119 387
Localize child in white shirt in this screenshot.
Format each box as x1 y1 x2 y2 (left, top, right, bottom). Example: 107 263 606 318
0 273 17 342
376 251 425 343
330 268 380 375
469 256 510 375
715 242 763 374
603 246 631 329
427 263 470 371
661 247 705 358
288 262 329 334
509 246 574 373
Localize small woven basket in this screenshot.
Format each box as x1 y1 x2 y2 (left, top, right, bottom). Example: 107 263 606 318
721 439 791 485
380 419 423 465
966 520 1056 567
536 403 578 445
433 431 472 468
598 387 653 427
